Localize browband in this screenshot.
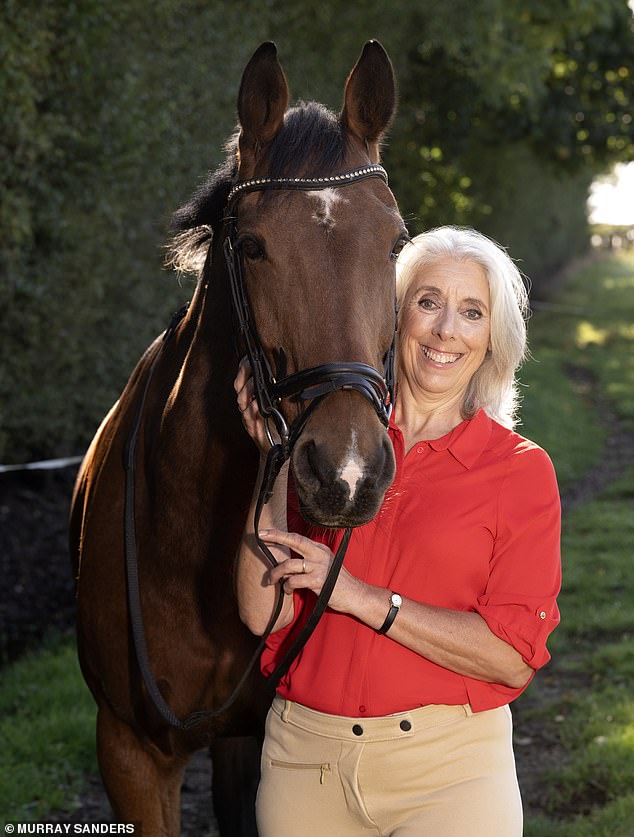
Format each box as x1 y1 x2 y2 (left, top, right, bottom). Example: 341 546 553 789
226 164 388 205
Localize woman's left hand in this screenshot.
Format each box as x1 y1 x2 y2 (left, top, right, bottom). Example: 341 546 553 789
260 528 363 615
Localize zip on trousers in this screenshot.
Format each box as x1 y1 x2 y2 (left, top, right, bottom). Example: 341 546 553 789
270 759 332 784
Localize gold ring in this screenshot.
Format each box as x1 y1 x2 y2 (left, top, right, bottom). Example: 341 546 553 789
302 560 307 573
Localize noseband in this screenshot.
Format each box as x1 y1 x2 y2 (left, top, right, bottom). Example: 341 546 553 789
223 163 396 454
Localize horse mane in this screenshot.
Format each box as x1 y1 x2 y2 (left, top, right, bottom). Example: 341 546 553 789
166 102 345 275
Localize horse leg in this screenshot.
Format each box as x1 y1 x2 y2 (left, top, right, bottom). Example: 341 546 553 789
97 704 186 836
210 736 261 837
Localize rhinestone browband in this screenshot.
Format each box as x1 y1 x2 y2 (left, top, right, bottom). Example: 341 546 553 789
226 164 388 205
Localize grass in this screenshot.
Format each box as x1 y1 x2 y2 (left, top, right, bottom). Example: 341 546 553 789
1 251 633 831
519 347 603 490
0 634 97 826
516 251 634 836
519 466 634 836
527 251 634 432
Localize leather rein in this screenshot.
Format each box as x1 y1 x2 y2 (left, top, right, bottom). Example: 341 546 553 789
123 164 396 729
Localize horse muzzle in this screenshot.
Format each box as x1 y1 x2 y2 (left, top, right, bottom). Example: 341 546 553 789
291 399 396 528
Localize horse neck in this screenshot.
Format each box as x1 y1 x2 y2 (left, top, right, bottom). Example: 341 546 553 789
164 234 243 451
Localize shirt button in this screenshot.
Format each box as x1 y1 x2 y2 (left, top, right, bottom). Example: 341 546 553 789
352 724 364 736
416 446 424 454
539 611 547 619
400 720 412 732
359 705 366 714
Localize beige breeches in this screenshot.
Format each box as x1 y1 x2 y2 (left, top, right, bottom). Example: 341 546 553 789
256 695 523 837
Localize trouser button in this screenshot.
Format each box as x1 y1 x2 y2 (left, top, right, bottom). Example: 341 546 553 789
352 724 364 736
400 719 412 732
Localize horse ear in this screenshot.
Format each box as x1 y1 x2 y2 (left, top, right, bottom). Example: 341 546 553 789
237 42 289 166
340 40 396 163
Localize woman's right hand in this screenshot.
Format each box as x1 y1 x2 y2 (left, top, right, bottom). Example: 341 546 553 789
234 357 294 636
234 357 270 455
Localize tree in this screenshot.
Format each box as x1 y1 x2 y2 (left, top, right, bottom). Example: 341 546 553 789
1 0 632 459
383 0 634 282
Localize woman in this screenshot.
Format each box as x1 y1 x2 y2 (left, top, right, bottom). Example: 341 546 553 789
234 226 561 836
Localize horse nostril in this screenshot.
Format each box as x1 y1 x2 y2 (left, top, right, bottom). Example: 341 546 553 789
296 438 339 491
304 439 326 484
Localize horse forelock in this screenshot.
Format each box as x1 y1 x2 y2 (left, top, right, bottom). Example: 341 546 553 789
166 102 354 275
266 101 345 180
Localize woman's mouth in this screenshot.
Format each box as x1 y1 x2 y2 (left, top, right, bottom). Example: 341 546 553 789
421 345 463 365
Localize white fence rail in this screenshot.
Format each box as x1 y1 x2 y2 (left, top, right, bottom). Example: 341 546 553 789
0 456 83 474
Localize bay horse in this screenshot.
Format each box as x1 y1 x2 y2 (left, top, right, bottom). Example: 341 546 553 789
70 41 405 836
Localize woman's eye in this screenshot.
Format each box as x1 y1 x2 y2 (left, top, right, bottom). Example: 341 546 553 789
464 309 482 320
418 298 436 310
390 236 410 261
239 237 265 261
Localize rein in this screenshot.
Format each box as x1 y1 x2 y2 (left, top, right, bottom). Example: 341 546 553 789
123 164 396 729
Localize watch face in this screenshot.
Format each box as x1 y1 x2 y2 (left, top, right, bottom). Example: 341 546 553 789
391 593 403 607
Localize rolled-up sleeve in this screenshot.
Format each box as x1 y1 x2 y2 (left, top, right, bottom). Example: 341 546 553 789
474 445 562 671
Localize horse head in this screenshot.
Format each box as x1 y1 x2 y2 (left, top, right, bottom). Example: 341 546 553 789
173 42 406 528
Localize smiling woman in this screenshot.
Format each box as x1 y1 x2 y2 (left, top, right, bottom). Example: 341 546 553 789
235 225 562 836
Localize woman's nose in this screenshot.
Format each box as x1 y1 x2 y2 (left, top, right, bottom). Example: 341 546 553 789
431 308 457 342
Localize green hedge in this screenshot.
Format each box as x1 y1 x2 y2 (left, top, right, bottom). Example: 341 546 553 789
1 0 631 462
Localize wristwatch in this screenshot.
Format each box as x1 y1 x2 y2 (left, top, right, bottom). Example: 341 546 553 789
376 591 403 635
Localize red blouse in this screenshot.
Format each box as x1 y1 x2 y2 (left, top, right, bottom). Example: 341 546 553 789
261 408 562 715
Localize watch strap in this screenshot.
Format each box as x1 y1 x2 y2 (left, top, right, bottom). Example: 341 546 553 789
377 592 401 635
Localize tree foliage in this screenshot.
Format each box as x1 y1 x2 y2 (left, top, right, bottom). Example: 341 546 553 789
0 0 632 461
385 0 633 276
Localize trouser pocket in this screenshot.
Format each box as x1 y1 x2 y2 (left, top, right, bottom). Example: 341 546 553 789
269 759 332 785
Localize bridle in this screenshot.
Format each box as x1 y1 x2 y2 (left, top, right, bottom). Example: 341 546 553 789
224 163 395 454
124 164 398 729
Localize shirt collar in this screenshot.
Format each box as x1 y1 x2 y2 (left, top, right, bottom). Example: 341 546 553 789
427 408 492 469
390 407 492 470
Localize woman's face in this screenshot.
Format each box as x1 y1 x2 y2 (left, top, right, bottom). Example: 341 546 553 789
399 257 491 402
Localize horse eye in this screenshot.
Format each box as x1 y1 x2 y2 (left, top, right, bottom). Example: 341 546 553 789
390 235 410 261
239 237 265 261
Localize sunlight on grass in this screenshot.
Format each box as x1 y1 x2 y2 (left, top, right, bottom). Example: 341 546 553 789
576 320 607 347
565 253 634 428
520 349 603 489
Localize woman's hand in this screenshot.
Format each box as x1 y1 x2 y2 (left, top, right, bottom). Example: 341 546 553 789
260 528 365 615
234 361 295 635
234 357 270 454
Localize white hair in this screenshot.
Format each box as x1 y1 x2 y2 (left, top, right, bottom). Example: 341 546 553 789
395 226 530 428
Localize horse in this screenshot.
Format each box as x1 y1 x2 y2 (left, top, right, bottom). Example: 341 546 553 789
69 40 405 836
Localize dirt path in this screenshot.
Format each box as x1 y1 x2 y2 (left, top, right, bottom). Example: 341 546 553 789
2 360 633 831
